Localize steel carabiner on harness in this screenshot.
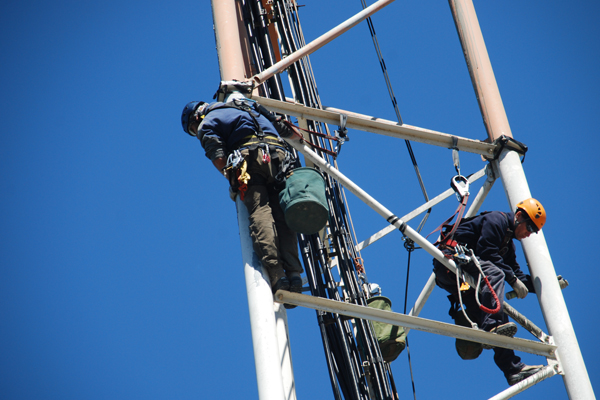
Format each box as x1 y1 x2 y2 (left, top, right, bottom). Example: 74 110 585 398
451 175 470 203
261 143 271 163
453 243 471 265
225 150 244 171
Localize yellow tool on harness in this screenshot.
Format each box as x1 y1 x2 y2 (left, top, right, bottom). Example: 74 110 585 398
237 159 251 200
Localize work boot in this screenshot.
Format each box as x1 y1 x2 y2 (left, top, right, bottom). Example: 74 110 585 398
483 322 518 349
288 273 303 293
271 276 290 293
272 276 297 309
506 365 544 386
283 274 303 310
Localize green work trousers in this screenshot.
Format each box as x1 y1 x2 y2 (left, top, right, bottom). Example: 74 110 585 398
239 148 303 283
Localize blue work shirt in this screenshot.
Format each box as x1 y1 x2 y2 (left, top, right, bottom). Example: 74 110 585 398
197 100 280 161
453 211 533 290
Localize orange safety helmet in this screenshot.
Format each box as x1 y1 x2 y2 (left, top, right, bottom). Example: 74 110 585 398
516 198 546 231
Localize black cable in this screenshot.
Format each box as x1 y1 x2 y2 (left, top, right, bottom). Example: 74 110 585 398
402 239 418 400
243 1 400 397
359 2 445 397
359 0 431 233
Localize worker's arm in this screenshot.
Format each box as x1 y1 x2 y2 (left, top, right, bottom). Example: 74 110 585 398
212 157 227 178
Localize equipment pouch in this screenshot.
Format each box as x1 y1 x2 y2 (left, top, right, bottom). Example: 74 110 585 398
367 296 406 363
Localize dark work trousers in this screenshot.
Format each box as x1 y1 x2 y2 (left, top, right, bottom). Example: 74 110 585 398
433 256 525 377
238 148 303 284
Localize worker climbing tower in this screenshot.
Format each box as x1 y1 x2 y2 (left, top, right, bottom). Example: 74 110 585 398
208 1 595 399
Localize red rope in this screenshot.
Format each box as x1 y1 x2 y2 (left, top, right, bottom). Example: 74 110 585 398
283 121 339 157
354 257 365 274
478 276 501 314
284 120 340 141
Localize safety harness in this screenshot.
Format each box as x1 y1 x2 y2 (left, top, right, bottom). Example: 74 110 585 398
201 99 295 200
428 143 516 320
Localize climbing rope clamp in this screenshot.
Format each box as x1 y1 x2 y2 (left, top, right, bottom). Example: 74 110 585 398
454 244 471 265
334 113 349 155
451 175 470 203
453 245 472 292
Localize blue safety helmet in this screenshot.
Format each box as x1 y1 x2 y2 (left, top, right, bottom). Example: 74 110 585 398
181 101 205 136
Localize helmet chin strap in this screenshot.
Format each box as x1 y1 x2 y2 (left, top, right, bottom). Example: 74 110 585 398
512 212 523 228
513 211 530 237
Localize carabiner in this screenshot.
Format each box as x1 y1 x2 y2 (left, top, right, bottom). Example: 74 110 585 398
262 144 271 163
451 175 470 202
225 150 243 170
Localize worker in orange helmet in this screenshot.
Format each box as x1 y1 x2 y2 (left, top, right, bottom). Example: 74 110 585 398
433 198 549 385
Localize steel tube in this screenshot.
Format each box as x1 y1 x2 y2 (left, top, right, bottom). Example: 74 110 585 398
274 305 297 400
274 291 556 358
237 199 287 400
212 1 293 398
503 302 547 342
357 167 487 251
408 273 437 319
252 0 397 85
464 164 496 218
255 96 495 156
488 366 557 400
450 1 594 397
211 0 248 81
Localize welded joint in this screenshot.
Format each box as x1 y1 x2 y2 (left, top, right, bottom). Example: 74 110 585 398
545 336 564 376
484 162 497 182
548 355 563 377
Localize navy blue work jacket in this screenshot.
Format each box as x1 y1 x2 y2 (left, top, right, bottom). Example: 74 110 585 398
197 101 280 161
453 211 533 290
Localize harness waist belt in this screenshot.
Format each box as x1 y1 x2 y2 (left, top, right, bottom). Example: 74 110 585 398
235 134 284 149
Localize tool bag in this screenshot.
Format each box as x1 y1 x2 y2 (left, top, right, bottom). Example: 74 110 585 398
366 296 407 363
278 167 329 234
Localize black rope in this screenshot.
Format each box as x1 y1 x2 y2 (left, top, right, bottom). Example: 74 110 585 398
262 2 398 398
402 238 418 400
359 0 432 230
360 1 432 398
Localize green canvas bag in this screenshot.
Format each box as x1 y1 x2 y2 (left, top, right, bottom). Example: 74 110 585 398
366 296 406 363
279 167 329 234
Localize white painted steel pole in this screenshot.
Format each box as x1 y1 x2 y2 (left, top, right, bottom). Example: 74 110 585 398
274 305 297 400
252 0 397 85
449 1 594 398
238 200 287 400
211 1 294 399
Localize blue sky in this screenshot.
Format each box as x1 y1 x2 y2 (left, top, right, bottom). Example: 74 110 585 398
1 1 599 399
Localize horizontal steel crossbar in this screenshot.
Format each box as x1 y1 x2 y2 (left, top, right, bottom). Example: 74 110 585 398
274 290 557 359
254 96 496 156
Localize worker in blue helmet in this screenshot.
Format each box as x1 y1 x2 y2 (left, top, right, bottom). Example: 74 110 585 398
433 200 547 386
181 97 302 301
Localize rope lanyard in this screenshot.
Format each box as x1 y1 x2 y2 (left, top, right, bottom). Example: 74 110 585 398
282 120 340 157
469 249 502 314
